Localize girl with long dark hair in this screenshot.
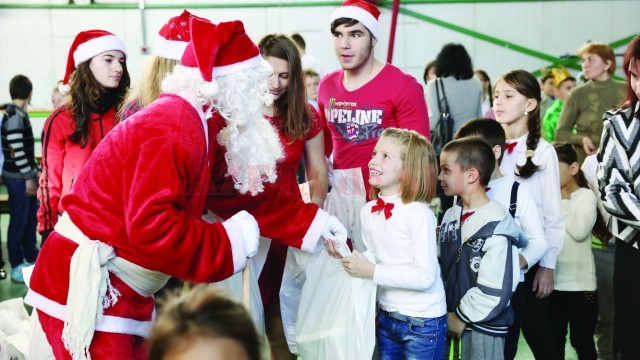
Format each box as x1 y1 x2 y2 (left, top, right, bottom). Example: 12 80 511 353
37 30 130 243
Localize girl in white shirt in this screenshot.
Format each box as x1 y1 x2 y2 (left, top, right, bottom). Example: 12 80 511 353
326 128 446 360
493 70 565 360
548 143 610 360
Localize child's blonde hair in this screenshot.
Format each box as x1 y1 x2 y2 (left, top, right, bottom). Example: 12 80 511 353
118 55 180 119
370 128 437 203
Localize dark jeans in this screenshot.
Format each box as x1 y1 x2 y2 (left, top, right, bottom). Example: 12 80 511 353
504 264 561 360
593 244 615 360
504 281 524 359
377 310 447 360
548 290 598 360
0 222 4 268
5 178 38 268
613 239 640 359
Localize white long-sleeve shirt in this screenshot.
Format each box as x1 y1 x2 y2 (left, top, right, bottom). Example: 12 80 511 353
500 133 565 269
486 177 548 281
361 193 447 318
555 188 597 291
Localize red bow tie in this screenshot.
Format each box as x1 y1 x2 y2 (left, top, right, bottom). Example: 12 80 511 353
372 198 394 220
485 187 491 192
460 211 475 225
505 141 518 154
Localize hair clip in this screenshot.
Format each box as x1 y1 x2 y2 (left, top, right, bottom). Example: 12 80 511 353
525 150 535 158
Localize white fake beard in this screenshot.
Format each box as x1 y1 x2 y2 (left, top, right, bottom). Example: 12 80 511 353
162 62 283 195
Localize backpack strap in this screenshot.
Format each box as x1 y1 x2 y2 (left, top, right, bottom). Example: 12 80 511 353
467 220 501 241
435 78 450 115
435 78 444 115
509 181 520 218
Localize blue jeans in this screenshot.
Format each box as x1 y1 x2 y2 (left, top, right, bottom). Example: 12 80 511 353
377 310 447 360
5 178 39 268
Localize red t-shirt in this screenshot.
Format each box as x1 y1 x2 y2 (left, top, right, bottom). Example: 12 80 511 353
318 64 430 194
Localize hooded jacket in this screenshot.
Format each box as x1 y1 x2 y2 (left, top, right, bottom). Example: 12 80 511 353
439 201 528 337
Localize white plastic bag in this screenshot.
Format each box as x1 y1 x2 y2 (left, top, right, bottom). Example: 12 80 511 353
205 211 270 335
21 264 55 360
211 236 271 336
0 298 30 360
280 247 313 354
295 247 376 360
324 168 367 252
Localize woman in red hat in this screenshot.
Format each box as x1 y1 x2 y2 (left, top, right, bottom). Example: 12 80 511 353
37 29 130 244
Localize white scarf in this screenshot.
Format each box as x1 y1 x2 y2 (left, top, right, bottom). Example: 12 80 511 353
55 212 170 360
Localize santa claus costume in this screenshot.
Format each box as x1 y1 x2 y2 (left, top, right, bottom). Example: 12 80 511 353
26 18 345 360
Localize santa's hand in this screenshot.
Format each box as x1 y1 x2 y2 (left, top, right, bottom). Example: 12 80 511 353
325 239 353 259
321 215 347 244
222 210 260 258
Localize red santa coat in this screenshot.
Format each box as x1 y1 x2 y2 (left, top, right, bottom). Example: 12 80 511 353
26 94 326 340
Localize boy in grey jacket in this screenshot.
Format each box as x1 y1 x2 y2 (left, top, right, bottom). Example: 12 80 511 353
1 74 39 283
438 138 527 359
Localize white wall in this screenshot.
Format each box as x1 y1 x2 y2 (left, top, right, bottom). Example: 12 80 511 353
0 0 638 138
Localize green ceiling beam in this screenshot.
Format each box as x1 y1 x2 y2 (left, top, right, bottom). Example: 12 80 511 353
29 111 52 118
0 0 589 10
394 5 632 80
396 5 582 71
1 0 633 78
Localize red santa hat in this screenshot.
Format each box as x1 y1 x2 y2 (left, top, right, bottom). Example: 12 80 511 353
155 10 205 61
181 17 262 82
330 0 381 39
59 29 127 95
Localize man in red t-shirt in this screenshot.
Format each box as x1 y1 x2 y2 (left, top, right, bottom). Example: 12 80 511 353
317 0 430 241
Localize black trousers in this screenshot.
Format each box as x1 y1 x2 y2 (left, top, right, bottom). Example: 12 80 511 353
548 290 598 360
504 264 562 360
613 239 640 359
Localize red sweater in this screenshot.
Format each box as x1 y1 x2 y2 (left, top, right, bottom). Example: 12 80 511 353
37 105 117 233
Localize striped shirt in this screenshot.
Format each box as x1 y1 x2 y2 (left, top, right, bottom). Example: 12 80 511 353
1 103 37 179
597 102 640 244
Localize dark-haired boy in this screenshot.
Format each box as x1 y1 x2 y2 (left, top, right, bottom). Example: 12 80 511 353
454 118 549 359
438 138 527 359
1 74 39 283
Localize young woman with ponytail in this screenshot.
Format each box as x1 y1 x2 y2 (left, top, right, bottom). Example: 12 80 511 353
493 69 565 360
